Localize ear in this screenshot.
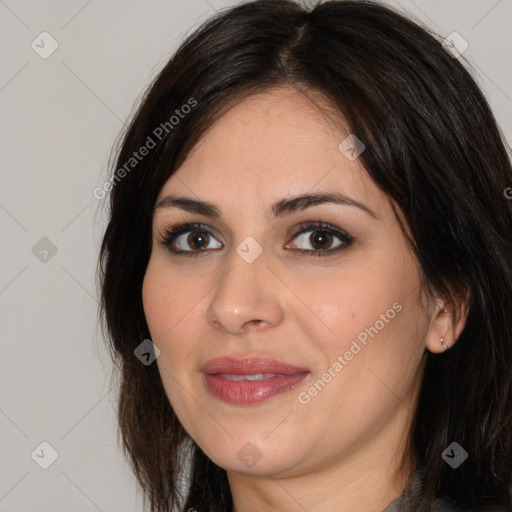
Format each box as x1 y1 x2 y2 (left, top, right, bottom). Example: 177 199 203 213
425 290 470 354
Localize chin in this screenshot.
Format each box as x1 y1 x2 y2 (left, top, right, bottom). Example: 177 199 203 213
199 435 306 477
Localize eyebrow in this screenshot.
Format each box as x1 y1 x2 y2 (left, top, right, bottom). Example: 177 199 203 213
155 191 379 220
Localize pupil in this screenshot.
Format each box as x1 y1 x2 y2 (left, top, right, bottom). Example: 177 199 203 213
189 231 208 249
311 230 331 249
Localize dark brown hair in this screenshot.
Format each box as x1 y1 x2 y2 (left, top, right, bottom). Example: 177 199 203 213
97 1 512 510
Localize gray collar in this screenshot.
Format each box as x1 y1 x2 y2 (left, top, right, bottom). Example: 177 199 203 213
380 469 509 512
381 468 454 512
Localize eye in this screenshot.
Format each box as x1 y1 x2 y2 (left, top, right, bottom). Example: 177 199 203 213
157 220 354 257
157 223 222 256
285 221 353 257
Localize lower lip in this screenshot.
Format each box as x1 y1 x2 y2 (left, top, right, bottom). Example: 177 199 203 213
203 372 310 405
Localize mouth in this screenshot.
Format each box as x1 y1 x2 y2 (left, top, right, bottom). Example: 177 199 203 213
215 373 288 381
201 357 311 405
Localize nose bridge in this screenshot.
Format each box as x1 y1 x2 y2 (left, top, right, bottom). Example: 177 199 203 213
205 238 282 333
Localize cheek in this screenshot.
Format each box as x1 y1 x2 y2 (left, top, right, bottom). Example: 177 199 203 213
142 255 196 341
305 253 425 396
142 259 199 388
307 270 403 353
142 258 200 412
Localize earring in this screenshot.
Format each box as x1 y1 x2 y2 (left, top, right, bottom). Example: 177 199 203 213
440 338 448 351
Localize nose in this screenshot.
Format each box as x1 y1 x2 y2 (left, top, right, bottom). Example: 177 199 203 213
205 247 284 336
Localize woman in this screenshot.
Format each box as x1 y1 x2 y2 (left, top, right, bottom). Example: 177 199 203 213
97 1 512 511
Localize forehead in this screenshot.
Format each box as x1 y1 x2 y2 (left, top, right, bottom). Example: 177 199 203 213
157 87 385 215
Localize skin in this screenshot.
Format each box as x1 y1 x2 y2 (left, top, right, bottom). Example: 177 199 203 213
142 87 467 512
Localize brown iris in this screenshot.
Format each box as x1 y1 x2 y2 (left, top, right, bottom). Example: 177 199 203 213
308 230 333 250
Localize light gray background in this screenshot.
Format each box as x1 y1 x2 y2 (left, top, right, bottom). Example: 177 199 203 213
0 0 510 510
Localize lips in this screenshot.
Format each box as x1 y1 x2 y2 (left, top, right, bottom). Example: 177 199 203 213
201 357 310 405
201 357 309 376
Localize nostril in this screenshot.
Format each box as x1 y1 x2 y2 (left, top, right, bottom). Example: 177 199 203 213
244 319 264 331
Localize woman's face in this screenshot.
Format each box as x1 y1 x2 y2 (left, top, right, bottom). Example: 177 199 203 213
142 87 441 478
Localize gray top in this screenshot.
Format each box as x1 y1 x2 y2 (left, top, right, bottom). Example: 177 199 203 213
381 468 510 512
381 468 453 512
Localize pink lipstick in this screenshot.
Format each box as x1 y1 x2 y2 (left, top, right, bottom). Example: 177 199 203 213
201 357 310 405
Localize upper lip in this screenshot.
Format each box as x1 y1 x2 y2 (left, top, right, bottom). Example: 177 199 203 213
201 357 309 375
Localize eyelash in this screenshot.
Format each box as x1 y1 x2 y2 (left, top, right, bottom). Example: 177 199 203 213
156 220 354 258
